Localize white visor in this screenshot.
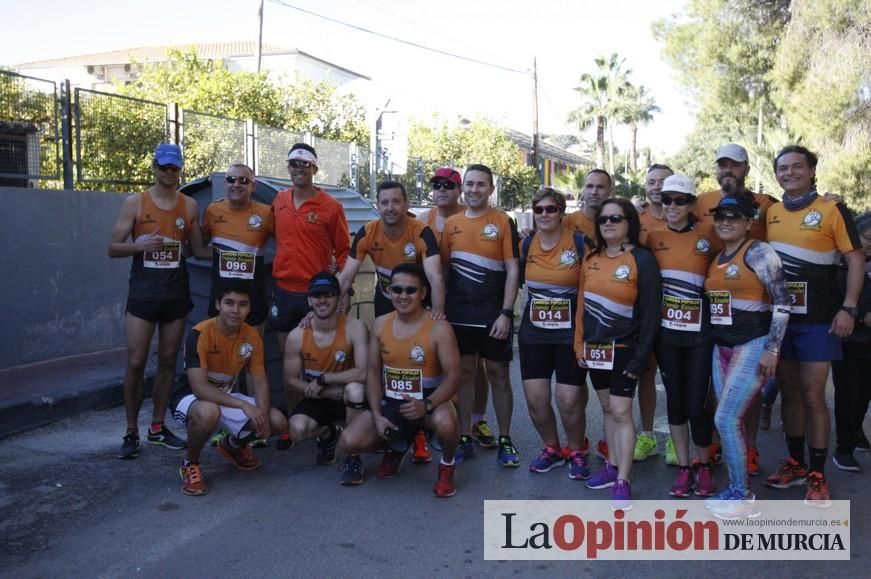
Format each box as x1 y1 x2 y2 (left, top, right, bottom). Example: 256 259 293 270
287 149 318 164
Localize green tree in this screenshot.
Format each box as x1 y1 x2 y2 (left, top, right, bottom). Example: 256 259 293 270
407 118 538 209
619 84 660 172
568 53 630 171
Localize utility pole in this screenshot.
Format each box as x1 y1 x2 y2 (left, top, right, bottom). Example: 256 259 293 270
255 0 264 73
532 57 540 182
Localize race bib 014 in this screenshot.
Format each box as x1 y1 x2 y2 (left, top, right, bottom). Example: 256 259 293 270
530 298 571 329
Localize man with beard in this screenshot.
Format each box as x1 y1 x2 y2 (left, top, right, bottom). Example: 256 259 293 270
283 272 369 483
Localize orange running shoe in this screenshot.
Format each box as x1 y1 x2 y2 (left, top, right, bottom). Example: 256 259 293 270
804 471 832 508
218 438 261 471
412 431 432 464
747 446 760 476
764 457 808 489
179 462 207 496
433 463 457 497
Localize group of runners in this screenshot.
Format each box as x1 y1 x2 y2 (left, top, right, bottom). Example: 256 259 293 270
107 140 871 518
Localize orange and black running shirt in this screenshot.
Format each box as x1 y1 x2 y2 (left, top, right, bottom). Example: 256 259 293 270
203 199 273 287
646 222 721 346
639 210 667 246
272 187 350 293
519 229 585 345
378 313 442 402
441 208 519 327
299 313 354 382
175 317 265 398
573 247 662 377
766 196 861 324
564 210 597 239
695 190 778 241
129 190 194 300
704 239 789 347
350 219 439 310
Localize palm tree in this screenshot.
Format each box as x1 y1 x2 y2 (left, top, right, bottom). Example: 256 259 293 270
568 53 630 170
619 84 660 171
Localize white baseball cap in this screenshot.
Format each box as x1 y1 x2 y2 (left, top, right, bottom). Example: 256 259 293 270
716 143 749 163
662 173 697 196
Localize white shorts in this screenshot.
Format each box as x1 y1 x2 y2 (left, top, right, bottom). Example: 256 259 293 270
172 393 256 439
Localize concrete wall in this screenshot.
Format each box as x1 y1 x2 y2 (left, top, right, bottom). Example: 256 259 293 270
1 187 129 369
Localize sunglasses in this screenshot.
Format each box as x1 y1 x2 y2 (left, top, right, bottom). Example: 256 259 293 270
225 175 252 185
432 181 457 191
288 160 313 169
597 214 627 225
533 205 560 215
713 212 747 222
157 164 180 172
389 285 420 295
661 195 692 206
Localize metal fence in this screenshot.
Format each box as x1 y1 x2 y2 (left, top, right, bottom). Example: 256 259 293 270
74 88 168 186
180 110 247 181
0 70 60 183
256 125 304 180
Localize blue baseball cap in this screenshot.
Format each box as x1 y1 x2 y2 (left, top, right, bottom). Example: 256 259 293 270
713 194 756 218
307 272 340 296
154 143 183 167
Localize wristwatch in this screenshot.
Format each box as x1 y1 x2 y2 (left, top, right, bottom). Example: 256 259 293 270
423 397 434 415
500 308 514 319
839 305 859 319
316 374 328 387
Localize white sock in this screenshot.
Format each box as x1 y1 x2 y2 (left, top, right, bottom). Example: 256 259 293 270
441 457 456 466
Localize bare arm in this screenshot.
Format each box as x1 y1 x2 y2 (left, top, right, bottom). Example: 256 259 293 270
107 195 157 257
185 197 211 260
322 317 369 387
400 320 461 420
283 329 320 398
423 254 446 319
832 249 865 337
366 317 386 419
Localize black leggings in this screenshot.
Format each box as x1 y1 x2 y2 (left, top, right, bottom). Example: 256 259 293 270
832 356 871 453
655 339 714 448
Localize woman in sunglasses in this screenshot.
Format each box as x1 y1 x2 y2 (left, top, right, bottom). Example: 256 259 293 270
703 194 790 519
644 174 721 498
519 188 590 480
574 197 661 509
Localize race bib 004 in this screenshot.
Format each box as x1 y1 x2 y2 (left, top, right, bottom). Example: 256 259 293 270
530 298 571 329
584 341 615 370
219 250 255 280
384 366 423 400
143 240 181 269
661 295 702 332
706 290 733 325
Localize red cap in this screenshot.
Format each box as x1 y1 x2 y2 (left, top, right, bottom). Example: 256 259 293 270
430 167 462 186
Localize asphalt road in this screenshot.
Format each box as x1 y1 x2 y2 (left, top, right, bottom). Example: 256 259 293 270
1 364 869 578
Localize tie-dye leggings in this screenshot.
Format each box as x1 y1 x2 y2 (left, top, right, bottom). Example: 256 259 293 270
711 335 767 495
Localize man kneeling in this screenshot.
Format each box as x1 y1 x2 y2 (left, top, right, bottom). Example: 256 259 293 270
339 263 461 497
283 272 368 483
172 282 285 496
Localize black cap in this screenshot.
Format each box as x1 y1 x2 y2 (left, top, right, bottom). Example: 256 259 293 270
307 272 340 296
712 195 756 218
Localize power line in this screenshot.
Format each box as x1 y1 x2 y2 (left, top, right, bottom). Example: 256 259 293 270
266 0 528 75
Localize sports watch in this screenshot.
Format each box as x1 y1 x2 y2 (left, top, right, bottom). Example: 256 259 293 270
423 398 434 415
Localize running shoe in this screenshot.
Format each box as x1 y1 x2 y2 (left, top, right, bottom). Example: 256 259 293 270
433 463 457 498
611 479 633 511
759 404 772 431
633 433 659 461
764 457 808 489
118 432 140 460
412 431 432 464
664 436 678 466
498 436 520 468
455 435 476 464
833 452 860 472
586 462 618 490
695 465 716 497
147 424 187 450
218 438 261 471
472 421 498 448
210 429 229 447
706 486 759 520
567 451 590 480
747 446 760 477
316 424 339 465
340 454 364 486
529 446 565 473
179 462 207 496
669 469 694 498
856 432 871 452
376 449 405 479
596 440 609 462
804 471 832 508
276 431 295 450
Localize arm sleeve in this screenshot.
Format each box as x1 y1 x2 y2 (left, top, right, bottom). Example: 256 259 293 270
333 203 351 269
625 248 662 376
184 329 205 370
745 241 791 353
419 226 440 257
349 225 368 260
